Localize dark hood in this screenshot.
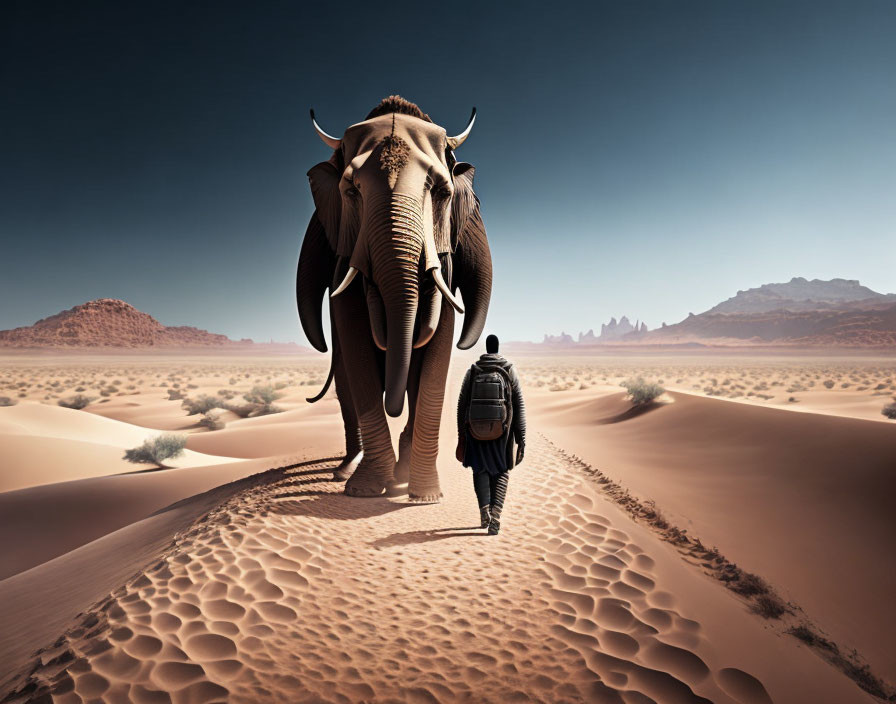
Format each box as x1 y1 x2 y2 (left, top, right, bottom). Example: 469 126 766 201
476 353 512 369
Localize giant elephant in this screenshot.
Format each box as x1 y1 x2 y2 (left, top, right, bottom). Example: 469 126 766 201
296 96 492 501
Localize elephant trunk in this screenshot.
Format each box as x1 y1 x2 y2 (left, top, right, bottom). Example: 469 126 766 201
367 193 425 417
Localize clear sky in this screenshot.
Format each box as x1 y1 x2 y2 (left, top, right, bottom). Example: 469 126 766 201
2 0 895 344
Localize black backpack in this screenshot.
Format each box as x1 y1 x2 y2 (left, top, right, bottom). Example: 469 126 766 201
466 363 513 441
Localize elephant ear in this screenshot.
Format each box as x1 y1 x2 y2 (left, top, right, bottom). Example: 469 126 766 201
450 162 476 253
307 160 341 252
296 212 336 352
450 162 492 350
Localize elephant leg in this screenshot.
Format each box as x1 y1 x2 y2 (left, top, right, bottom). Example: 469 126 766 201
392 350 422 488
407 300 455 502
332 292 395 497
333 348 363 481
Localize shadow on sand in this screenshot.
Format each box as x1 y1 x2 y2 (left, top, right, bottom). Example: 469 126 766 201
595 400 664 425
369 526 490 549
263 462 417 522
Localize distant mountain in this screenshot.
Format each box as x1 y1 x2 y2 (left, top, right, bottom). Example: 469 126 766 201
705 277 896 314
644 278 896 347
543 331 575 345
0 299 257 348
535 278 896 348
543 317 649 346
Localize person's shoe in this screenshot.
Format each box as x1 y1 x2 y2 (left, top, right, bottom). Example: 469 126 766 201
487 517 501 535
479 506 491 528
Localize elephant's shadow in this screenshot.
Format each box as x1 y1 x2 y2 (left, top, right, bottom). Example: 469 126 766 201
262 463 415 522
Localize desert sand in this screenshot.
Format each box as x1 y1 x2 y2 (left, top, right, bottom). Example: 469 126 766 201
0 352 893 702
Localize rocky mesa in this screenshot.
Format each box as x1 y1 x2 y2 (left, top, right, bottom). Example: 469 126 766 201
0 299 254 348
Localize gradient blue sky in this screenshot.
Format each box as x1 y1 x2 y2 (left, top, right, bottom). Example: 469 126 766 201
2 1 895 344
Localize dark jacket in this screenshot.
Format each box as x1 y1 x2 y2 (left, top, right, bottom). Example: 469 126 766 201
457 353 527 474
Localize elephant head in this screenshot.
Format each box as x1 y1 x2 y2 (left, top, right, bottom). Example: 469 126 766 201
297 96 492 417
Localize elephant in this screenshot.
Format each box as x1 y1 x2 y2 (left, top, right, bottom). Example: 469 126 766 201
296 96 493 501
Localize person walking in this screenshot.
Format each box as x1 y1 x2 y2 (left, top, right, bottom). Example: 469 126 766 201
456 334 526 535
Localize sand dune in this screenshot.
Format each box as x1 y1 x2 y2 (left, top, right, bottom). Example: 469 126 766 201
184 400 346 459
532 387 896 681
0 457 272 580
0 439 872 703
0 403 242 493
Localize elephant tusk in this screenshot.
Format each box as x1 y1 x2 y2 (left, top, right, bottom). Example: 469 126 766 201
446 107 476 151
310 109 341 149
431 267 464 314
330 267 359 297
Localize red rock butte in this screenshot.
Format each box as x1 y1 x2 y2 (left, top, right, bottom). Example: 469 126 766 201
0 299 251 348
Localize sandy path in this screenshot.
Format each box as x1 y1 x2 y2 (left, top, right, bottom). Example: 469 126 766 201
0 435 871 703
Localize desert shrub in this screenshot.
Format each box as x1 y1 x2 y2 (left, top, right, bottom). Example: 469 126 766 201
167 388 184 401
620 377 665 406
750 594 788 619
198 411 225 431
823 380 835 389
0 396 16 406
728 572 769 597
221 402 249 418
58 394 93 410
882 402 896 420
244 384 282 405
181 394 221 416
244 385 284 415
123 433 187 467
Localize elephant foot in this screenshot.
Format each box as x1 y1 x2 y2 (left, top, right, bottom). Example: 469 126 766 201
408 472 441 503
393 458 410 484
407 491 443 504
344 469 389 498
333 451 363 481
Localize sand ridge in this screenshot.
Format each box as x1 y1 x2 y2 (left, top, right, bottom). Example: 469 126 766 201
0 438 872 704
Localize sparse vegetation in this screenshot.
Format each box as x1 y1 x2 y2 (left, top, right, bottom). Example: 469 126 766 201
882 401 896 420
58 394 94 410
788 625 891 699
198 410 225 431
620 377 665 406
181 394 221 416
123 433 187 468
750 594 789 619
0 396 16 406
244 385 284 415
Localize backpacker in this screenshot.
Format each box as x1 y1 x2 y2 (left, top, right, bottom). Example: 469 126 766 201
466 363 513 441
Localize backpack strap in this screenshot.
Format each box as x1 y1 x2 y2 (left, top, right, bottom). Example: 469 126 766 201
488 364 514 434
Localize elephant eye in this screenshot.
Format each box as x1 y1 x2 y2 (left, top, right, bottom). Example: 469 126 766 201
345 185 360 198
434 185 452 199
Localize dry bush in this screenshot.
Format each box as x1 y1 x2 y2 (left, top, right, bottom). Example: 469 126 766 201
0 396 17 406
621 377 664 406
181 395 221 416
58 394 94 410
750 594 789 619
123 433 187 468
198 410 225 431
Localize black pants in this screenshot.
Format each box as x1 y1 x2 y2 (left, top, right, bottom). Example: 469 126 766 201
473 471 509 518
